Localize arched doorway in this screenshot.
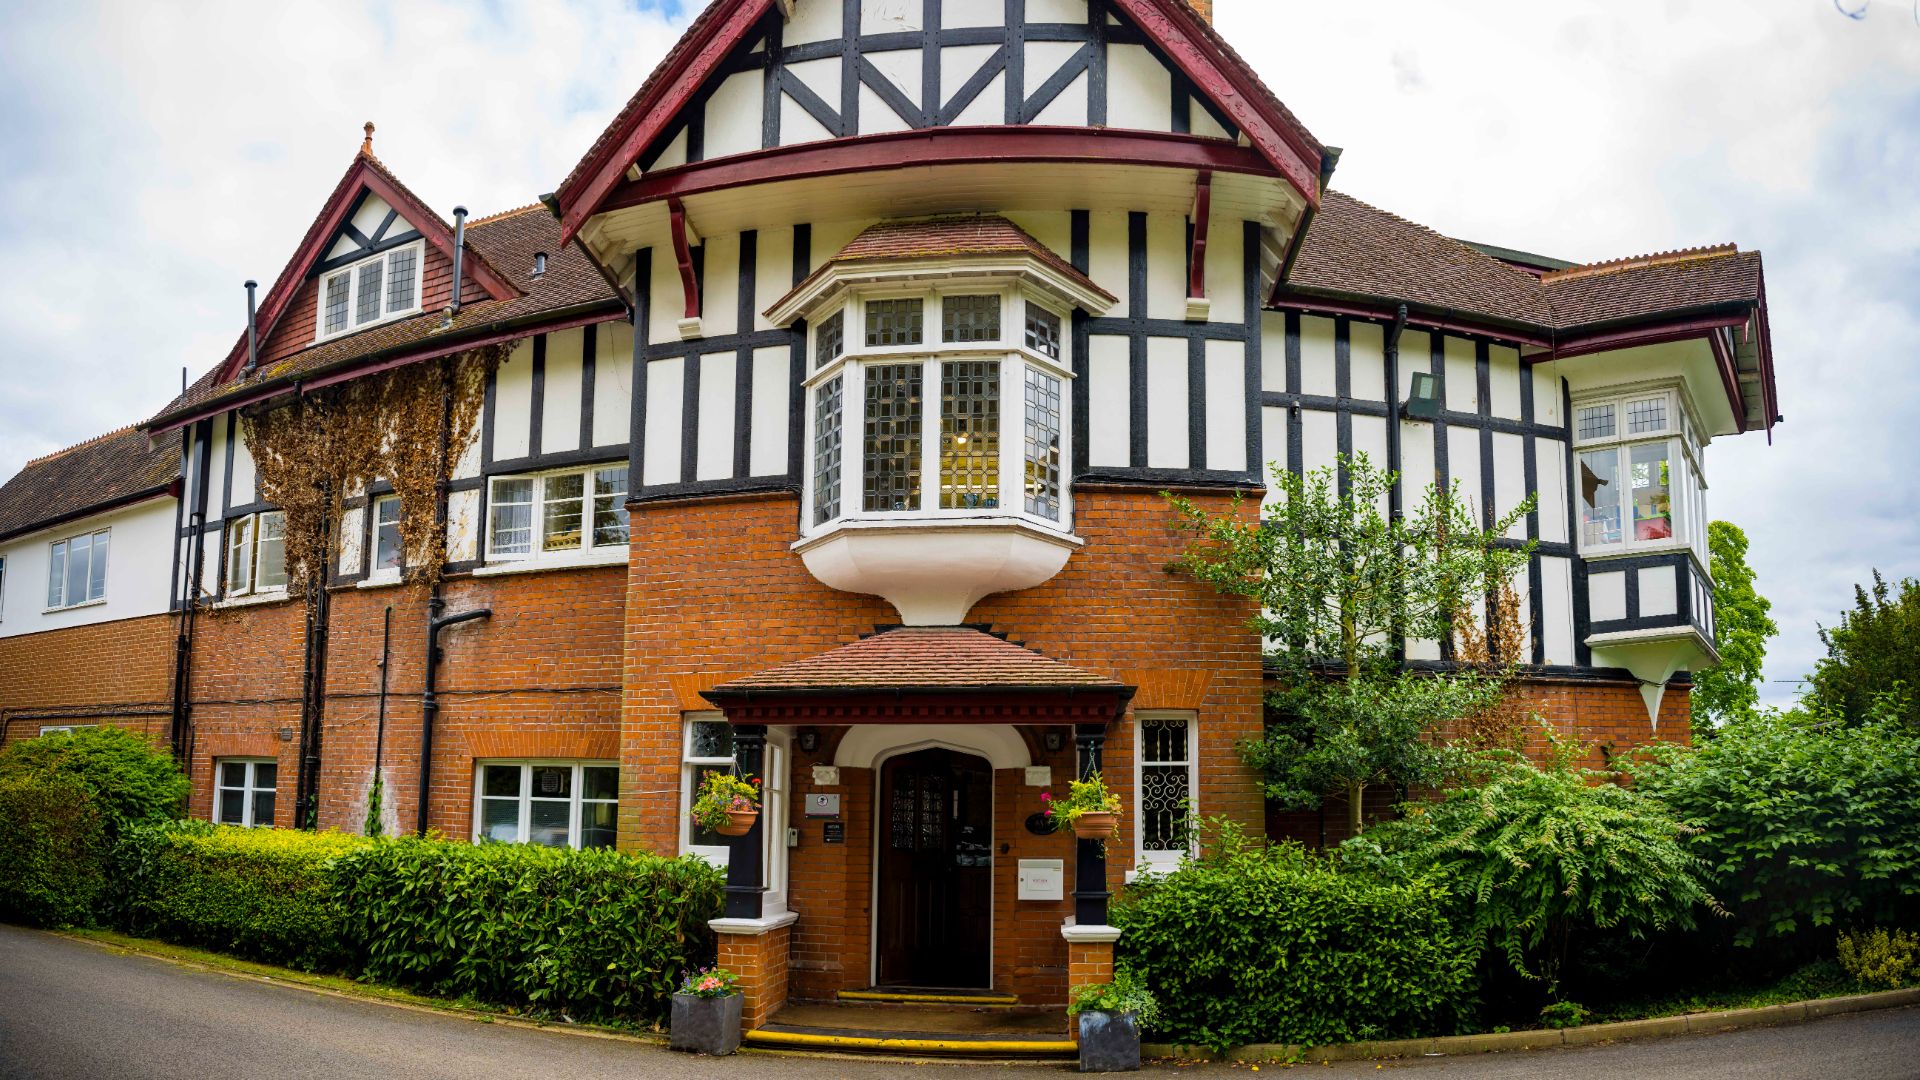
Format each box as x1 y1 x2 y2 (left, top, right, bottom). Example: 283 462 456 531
874 747 993 988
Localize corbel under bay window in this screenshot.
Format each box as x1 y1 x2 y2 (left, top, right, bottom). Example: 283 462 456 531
1573 387 1704 555
1133 712 1197 877
316 241 424 341
483 465 629 565
226 511 288 596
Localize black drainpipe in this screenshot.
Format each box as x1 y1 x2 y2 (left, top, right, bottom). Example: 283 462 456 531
242 280 260 378
449 207 468 315
168 420 215 765
371 605 392 832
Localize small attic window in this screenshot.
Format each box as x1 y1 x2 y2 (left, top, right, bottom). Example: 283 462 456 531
317 240 425 341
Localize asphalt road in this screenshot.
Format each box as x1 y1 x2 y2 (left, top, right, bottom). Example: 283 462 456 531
2 923 1917 1079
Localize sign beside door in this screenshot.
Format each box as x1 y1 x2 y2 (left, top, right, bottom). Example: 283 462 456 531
805 793 841 818
1017 858 1064 901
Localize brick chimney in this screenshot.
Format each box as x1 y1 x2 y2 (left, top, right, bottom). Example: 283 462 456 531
1188 0 1213 21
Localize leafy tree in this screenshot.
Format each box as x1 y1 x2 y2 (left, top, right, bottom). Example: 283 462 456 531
1806 571 1920 730
0 725 188 839
1170 455 1531 836
1690 521 1778 727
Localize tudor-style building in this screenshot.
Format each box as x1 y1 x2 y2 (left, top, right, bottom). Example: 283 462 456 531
0 0 1780 1046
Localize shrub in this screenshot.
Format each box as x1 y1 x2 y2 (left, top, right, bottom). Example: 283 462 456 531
0 726 188 839
1351 740 1721 997
0 774 107 926
331 837 724 1024
1538 1001 1591 1029
1114 825 1476 1050
1837 928 1918 989
1629 710 1920 946
111 821 363 970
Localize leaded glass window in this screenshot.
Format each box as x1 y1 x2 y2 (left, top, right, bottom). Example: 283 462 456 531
943 295 1001 343
386 247 418 311
318 243 422 339
815 309 844 369
1576 403 1615 441
355 259 384 325
324 274 350 335
863 364 923 512
865 298 924 348
1024 303 1062 360
940 362 999 510
813 376 844 524
1626 396 1668 435
1023 367 1062 519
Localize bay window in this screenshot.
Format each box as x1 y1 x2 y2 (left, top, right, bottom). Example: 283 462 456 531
46 528 109 609
1574 388 1701 554
485 465 629 562
316 241 423 340
474 761 617 849
803 287 1074 533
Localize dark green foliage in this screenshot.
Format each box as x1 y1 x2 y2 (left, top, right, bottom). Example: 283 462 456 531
0 726 189 840
1807 571 1920 731
1113 825 1477 1050
1629 708 1920 946
1690 521 1778 727
111 821 361 970
330 837 724 1024
0 774 107 926
1346 742 1720 998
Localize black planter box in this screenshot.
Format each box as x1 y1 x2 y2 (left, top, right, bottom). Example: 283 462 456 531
669 992 742 1056
1078 1010 1141 1072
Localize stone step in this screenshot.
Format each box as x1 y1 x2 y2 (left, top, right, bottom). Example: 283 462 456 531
744 1024 1077 1058
835 988 1023 1008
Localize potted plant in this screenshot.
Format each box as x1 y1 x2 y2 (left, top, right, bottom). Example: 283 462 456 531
669 966 743 1055
690 771 760 837
1049 772 1122 840
1068 970 1158 1072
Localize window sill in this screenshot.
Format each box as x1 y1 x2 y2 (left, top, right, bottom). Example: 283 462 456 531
1582 542 1695 564
42 598 107 615
356 571 404 590
472 548 627 578
215 589 291 610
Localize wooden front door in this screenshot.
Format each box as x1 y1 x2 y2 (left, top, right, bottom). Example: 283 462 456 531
876 748 993 989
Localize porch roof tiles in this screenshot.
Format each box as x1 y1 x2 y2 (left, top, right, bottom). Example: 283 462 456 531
703 627 1130 699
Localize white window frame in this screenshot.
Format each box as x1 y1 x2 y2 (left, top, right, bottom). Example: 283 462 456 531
225 510 289 597
1571 385 1701 556
213 757 278 828
483 464 629 564
45 527 110 611
314 240 425 342
38 724 95 737
800 282 1075 539
470 760 619 850
677 714 789 915
368 494 404 582
1132 711 1198 877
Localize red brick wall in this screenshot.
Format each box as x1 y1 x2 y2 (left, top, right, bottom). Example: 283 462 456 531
0 613 176 747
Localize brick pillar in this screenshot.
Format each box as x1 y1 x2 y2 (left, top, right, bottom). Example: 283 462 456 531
714 913 798 1031
1062 922 1121 1040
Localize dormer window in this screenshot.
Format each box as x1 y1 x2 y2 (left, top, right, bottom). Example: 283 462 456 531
317 241 424 341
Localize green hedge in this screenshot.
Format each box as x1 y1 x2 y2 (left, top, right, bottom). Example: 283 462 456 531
112 821 363 970
0 726 188 839
331 837 724 1023
1114 837 1477 1050
0 774 108 926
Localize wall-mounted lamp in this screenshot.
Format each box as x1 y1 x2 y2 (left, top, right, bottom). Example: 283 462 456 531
1402 371 1442 421
798 728 820 755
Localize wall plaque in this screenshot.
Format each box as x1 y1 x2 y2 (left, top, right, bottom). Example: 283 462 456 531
822 821 845 844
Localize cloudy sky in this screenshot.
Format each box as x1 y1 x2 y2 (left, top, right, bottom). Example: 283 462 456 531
0 0 1913 702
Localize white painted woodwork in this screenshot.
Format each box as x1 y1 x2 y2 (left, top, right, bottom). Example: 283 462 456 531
696 353 737 481
1589 570 1627 623
643 357 685 485
750 345 792 476
1144 336 1188 469
1087 335 1130 467
492 340 535 461
1204 339 1246 472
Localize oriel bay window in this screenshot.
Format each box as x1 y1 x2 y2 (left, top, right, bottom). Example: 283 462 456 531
802 288 1075 533
485 465 629 562
1573 387 1704 554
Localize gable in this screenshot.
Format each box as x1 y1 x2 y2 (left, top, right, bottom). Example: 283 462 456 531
556 0 1322 241
315 192 426 276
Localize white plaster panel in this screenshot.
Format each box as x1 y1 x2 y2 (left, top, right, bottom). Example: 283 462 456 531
754 227 796 330
781 96 837 148
1087 335 1130 467
648 245 683 344
1352 415 1389 483
786 56 841 107
1202 211 1244 326
1299 316 1337 398
1145 336 1188 469
703 71 763 161
1190 98 1230 140
1004 211 1070 259
1405 636 1443 662
940 44 999 108
1532 365 1562 426
784 0 844 43
1590 570 1627 623
810 220 870 270
696 353 737 482
650 129 688 171
348 194 395 239
1447 425 1482 517
1260 311 1287 391
1536 439 1568 544
541 327 584 456
1107 44 1170 131
593 321 635 449
643 357 684 486
230 427 256 507
1541 556 1576 665
1260 406 1287 504
1027 0 1088 22
205 423 227 517
1490 345 1523 420
1639 565 1678 618
1031 70 1089 127
1301 409 1337 474
447 489 480 563
948 70 1005 127
1087 211 1130 314
1398 418 1436 498
453 414 483 479
1349 321 1386 401
702 233 741 339
1398 330 1433 397
1145 213 1187 322
860 84 914 136
338 507 364 577
1444 335 1478 413
0 499 176 639
750 346 791 477
1492 431 1527 540
863 0 922 33
942 0 1003 28
1204 339 1245 473
491 339 535 462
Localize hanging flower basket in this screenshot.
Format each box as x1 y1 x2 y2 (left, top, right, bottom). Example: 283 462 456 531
1047 772 1123 842
1071 811 1119 840
716 807 759 837
691 772 762 837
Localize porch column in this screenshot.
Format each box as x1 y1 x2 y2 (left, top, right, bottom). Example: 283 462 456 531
1072 723 1109 926
724 724 766 919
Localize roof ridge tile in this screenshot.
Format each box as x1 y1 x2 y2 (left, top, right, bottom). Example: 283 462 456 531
1542 244 1741 284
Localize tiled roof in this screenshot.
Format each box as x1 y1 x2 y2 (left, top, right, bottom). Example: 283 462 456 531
704 627 1130 697
776 216 1115 312
1282 191 1764 335
0 427 177 542
149 206 620 429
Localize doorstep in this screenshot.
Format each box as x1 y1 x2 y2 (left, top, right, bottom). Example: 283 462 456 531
744 1001 1075 1058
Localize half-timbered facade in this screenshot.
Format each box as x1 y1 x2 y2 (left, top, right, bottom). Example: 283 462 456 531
0 0 1781 1037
